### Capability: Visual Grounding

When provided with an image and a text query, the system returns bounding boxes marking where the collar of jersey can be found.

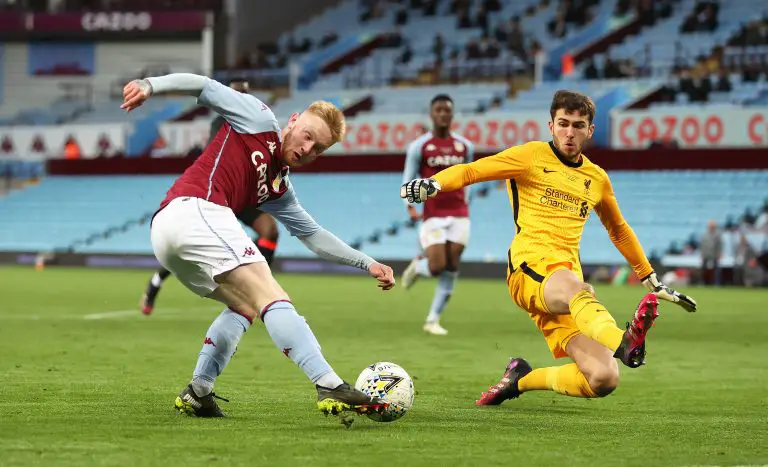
[548,141,583,168]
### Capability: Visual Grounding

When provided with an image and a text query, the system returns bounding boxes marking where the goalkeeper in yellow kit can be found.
[400,90,697,403]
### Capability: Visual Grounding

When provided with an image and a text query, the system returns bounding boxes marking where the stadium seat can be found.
[3,171,765,264]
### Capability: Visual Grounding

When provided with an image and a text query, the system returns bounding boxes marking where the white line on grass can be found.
[82,307,213,320]
[83,309,142,320]
[0,307,216,321]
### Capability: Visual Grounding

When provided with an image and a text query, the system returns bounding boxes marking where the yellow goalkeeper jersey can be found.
[432,140,653,279]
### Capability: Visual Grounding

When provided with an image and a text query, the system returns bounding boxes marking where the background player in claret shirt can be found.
[401,90,697,404]
[400,94,474,336]
[139,78,280,315]
[121,73,396,422]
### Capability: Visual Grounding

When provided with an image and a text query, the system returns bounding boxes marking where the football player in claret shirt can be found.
[122,73,395,422]
[140,78,280,316]
[401,90,697,404]
[400,94,474,336]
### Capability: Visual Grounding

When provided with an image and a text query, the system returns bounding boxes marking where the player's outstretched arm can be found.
[260,186,395,290]
[400,143,533,204]
[121,73,208,112]
[595,175,697,312]
[121,74,271,135]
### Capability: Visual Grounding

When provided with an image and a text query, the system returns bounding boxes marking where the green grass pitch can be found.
[0,266,766,466]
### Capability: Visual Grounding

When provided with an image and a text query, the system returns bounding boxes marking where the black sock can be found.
[256,238,277,265]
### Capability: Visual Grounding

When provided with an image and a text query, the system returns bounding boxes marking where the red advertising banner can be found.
[159,112,551,155]
[0,13,24,32]
[0,11,208,37]
[33,11,208,32]
[611,107,768,149]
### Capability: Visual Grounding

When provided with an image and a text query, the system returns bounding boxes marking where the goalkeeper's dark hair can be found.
[550,90,596,123]
[430,94,453,106]
[227,77,249,85]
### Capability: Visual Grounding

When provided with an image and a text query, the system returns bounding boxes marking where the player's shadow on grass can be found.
[495,405,591,415]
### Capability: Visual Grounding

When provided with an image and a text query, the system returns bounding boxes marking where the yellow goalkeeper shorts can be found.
[506,258,581,359]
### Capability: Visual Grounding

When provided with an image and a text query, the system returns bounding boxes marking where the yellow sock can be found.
[568,290,624,352]
[518,364,598,398]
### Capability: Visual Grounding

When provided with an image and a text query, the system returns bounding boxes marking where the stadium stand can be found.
[0,176,174,252]
[2,171,765,271]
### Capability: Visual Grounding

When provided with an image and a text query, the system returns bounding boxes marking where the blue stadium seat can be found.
[3,170,765,263]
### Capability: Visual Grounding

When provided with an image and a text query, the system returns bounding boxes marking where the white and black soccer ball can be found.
[355,362,414,422]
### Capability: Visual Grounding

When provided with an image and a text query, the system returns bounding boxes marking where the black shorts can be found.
[237,205,265,227]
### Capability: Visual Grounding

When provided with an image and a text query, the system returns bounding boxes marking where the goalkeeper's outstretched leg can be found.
[476,292,659,405]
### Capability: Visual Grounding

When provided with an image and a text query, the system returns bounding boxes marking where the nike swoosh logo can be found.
[543,168,556,173]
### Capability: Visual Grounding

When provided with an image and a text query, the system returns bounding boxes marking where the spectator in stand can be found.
[395,7,408,25]
[742,20,768,46]
[457,6,472,28]
[618,58,638,78]
[319,31,339,48]
[432,34,445,66]
[450,0,469,14]
[474,4,489,34]
[614,0,631,17]
[713,67,732,92]
[583,58,599,80]
[734,233,757,287]
[526,38,543,69]
[688,70,712,102]
[399,44,413,64]
[360,0,386,22]
[742,55,764,82]
[466,38,480,59]
[636,0,656,27]
[681,0,719,33]
[506,17,526,60]
[485,35,501,59]
[548,9,568,38]
[249,50,271,69]
[657,0,674,19]
[483,0,500,12]
[603,57,622,78]
[700,219,722,285]
[423,0,437,15]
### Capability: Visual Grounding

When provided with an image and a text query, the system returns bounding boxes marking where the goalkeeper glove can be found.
[642,272,697,312]
[400,178,441,204]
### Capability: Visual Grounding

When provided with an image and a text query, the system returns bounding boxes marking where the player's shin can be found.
[568,291,624,352]
[191,308,251,397]
[426,271,458,323]
[261,300,344,389]
[518,364,598,398]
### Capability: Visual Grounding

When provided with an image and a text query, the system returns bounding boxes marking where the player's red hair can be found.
[306,101,346,144]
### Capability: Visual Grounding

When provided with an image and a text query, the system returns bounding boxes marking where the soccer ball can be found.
[355,362,414,422]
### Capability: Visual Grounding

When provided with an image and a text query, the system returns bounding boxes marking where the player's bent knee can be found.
[427,258,446,276]
[214,262,290,315]
[265,225,279,241]
[586,364,620,397]
[429,265,445,276]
